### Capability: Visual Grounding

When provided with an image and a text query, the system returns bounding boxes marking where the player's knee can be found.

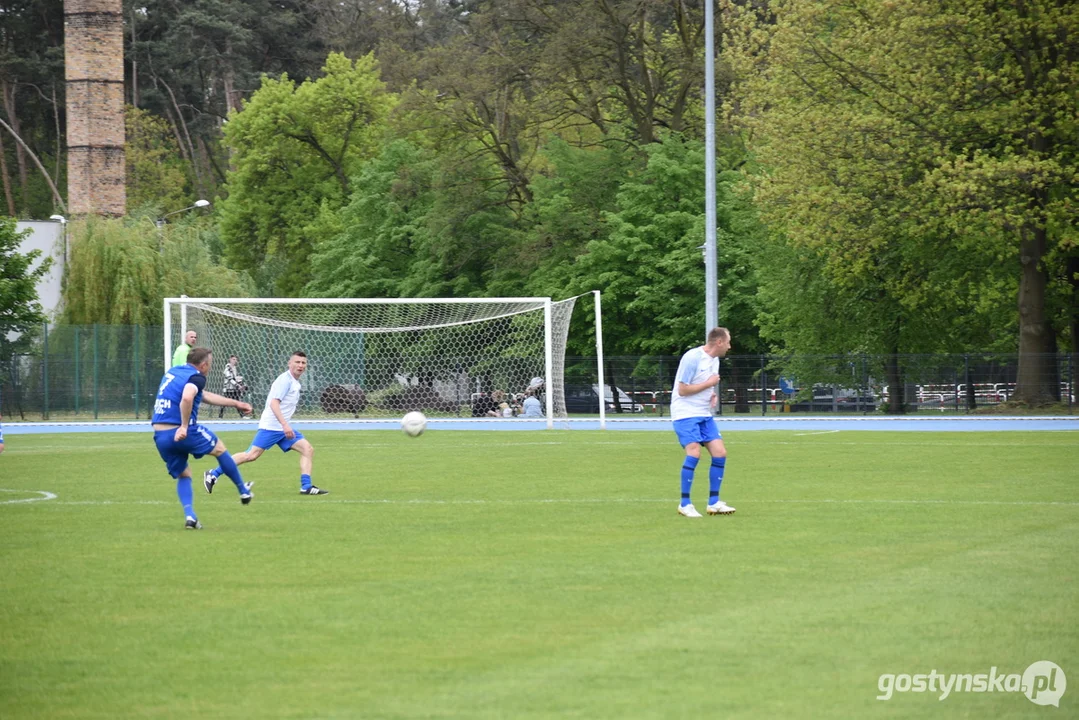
[685,444,701,458]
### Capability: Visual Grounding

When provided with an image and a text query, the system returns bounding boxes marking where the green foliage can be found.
[130,0,328,200]
[61,216,253,326]
[528,135,764,357]
[726,0,1077,367]
[511,139,631,299]
[219,52,396,295]
[307,131,764,358]
[0,216,50,370]
[125,106,189,213]
[306,138,517,299]
[0,0,65,218]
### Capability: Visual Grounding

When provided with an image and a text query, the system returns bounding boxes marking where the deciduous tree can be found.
[218,52,395,295]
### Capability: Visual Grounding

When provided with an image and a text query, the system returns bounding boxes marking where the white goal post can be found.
[163,295,604,427]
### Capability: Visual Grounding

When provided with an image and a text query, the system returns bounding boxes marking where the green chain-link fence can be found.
[1,325,1075,419]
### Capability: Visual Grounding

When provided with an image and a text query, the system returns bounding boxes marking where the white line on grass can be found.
[6,438,1078,454]
[792,430,841,436]
[736,439,1079,447]
[758,498,1079,507]
[0,489,57,504]
[16,497,1079,508]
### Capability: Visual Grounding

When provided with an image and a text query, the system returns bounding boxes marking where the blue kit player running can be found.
[204,350,328,496]
[153,347,254,529]
[671,327,735,518]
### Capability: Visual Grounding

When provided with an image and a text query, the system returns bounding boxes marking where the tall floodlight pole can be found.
[704,0,719,336]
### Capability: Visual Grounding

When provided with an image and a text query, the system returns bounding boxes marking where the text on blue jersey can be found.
[153,365,208,425]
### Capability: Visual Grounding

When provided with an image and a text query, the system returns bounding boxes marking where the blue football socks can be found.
[680,456,699,506]
[177,476,195,519]
[216,451,246,493]
[709,456,726,505]
[300,473,312,491]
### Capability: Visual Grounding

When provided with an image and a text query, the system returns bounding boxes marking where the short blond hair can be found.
[707,327,729,344]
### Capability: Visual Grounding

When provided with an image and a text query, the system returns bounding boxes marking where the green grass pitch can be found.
[1,429,1077,718]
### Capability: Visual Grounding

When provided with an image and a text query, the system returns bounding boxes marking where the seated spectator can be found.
[521,389,543,418]
[492,390,513,417]
[471,392,498,418]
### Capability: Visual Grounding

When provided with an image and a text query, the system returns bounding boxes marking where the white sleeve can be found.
[268,374,291,401]
[675,351,697,385]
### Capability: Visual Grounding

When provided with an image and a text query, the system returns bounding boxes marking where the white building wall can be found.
[14,221,65,323]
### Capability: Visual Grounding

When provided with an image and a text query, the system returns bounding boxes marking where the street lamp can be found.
[156,199,211,228]
[49,214,68,264]
[156,200,211,252]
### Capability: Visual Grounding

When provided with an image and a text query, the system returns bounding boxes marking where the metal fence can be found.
[1,325,1075,419]
[2,325,165,420]
[566,353,1075,416]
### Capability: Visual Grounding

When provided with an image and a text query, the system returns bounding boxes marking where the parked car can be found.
[788,386,878,412]
[564,384,644,414]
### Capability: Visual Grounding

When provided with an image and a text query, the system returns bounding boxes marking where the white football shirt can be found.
[260,370,302,430]
[669,346,718,421]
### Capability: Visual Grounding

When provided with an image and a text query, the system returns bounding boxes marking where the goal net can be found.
[164,296,588,425]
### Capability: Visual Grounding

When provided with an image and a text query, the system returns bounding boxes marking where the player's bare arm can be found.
[271,398,294,439]
[678,373,721,397]
[175,384,198,441]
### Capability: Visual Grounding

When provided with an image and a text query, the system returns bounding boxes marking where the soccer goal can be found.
[163,295,603,427]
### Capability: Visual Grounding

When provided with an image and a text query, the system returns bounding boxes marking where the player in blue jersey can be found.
[204,350,328,496]
[153,347,254,529]
[671,327,735,518]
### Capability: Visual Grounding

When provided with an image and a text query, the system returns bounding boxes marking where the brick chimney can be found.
[64,0,125,216]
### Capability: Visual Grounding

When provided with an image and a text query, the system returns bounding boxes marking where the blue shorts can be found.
[0,423,4,444]
[250,428,305,453]
[154,425,219,478]
[673,417,721,447]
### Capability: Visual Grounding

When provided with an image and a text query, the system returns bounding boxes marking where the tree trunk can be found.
[0,128,15,215]
[158,76,204,197]
[1010,1,1061,405]
[1068,255,1079,358]
[885,354,905,414]
[0,116,67,213]
[1046,330,1061,401]
[1014,224,1056,404]
[964,356,977,411]
[882,314,904,415]
[130,6,138,107]
[51,84,61,184]
[731,356,750,413]
[606,359,622,413]
[222,41,242,114]
[2,81,28,210]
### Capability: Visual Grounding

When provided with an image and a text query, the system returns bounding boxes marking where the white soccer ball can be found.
[401,411,427,437]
